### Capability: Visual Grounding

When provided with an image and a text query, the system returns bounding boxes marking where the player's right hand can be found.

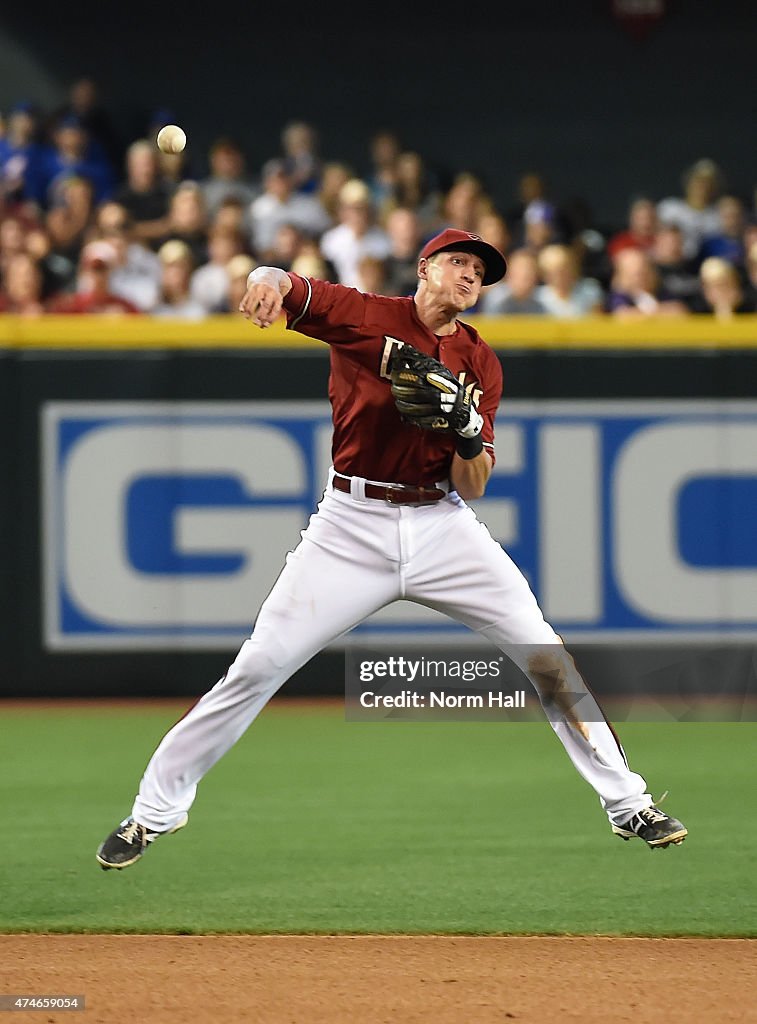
[238,283,284,328]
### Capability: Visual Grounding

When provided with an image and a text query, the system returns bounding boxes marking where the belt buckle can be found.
[384,484,440,506]
[384,484,410,505]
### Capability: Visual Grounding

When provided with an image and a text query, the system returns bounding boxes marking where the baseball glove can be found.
[389,345,480,434]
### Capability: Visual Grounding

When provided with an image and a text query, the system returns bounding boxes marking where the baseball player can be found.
[96,227,687,870]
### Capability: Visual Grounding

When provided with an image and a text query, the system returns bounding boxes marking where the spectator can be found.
[50,239,139,314]
[267,223,306,271]
[50,77,121,170]
[157,145,191,189]
[475,211,512,259]
[115,139,173,249]
[211,195,247,238]
[0,215,28,276]
[355,254,388,295]
[367,129,401,212]
[25,225,75,296]
[95,201,162,312]
[317,161,353,222]
[94,198,132,237]
[383,206,423,296]
[0,101,50,209]
[161,181,209,266]
[200,137,256,220]
[697,195,747,268]
[440,172,492,233]
[0,252,47,315]
[470,211,513,313]
[743,221,757,262]
[390,150,441,233]
[223,253,256,313]
[153,239,205,319]
[560,194,600,246]
[521,199,559,259]
[39,114,114,208]
[480,248,546,315]
[281,120,320,194]
[657,158,723,259]
[190,227,244,312]
[651,224,701,309]
[45,175,96,266]
[607,197,658,260]
[248,158,331,259]
[691,257,756,318]
[289,240,334,280]
[506,170,548,240]
[606,248,688,318]
[508,170,574,247]
[537,244,604,317]
[572,218,613,292]
[319,178,391,288]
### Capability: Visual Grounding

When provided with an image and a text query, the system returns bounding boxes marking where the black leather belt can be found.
[332,475,445,505]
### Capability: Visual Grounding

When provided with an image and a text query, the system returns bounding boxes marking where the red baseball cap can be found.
[419,228,507,286]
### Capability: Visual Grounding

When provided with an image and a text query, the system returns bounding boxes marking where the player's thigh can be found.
[248,521,401,671]
[408,512,557,644]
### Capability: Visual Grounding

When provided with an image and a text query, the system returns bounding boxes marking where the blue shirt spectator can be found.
[30,115,114,208]
[0,102,52,207]
[697,196,746,268]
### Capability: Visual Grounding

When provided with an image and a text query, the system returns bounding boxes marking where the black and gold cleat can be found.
[96,815,188,870]
[612,805,687,849]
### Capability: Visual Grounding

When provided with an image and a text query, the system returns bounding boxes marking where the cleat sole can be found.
[96,850,143,869]
[612,825,688,849]
[647,828,688,847]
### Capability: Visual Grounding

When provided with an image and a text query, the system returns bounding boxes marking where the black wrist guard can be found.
[455,433,484,460]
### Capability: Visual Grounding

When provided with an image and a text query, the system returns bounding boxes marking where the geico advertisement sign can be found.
[41,401,757,650]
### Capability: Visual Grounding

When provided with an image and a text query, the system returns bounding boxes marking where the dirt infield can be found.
[3,935,756,1023]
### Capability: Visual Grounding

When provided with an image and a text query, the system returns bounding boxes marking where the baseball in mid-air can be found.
[156,124,186,154]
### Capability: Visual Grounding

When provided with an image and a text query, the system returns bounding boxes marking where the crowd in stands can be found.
[1,79,756,320]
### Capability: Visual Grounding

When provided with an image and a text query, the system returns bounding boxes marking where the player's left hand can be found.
[389,345,483,437]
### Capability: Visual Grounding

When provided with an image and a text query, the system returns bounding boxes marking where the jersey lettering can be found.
[457,372,483,408]
[467,382,484,407]
[380,336,407,380]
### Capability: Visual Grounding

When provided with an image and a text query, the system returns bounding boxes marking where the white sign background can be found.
[41,400,757,650]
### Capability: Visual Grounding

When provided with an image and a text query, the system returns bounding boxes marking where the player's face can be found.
[425,251,485,310]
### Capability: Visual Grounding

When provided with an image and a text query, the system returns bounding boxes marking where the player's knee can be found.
[227,636,292,690]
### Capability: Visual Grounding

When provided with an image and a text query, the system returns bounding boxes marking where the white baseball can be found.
[156,124,187,154]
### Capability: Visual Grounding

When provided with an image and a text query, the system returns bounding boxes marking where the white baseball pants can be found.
[133,470,652,832]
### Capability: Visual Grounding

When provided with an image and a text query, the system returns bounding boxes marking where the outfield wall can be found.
[2,315,757,698]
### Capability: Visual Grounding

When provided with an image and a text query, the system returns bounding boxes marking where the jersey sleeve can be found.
[282,273,368,344]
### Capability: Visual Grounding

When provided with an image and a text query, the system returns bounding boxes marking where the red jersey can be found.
[283,273,503,485]
[51,292,139,315]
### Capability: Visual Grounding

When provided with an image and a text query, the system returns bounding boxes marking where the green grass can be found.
[1,702,754,935]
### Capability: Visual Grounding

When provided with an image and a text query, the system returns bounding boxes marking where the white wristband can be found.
[246,266,289,289]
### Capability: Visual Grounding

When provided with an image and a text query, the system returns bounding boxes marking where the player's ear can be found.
[417,257,429,281]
